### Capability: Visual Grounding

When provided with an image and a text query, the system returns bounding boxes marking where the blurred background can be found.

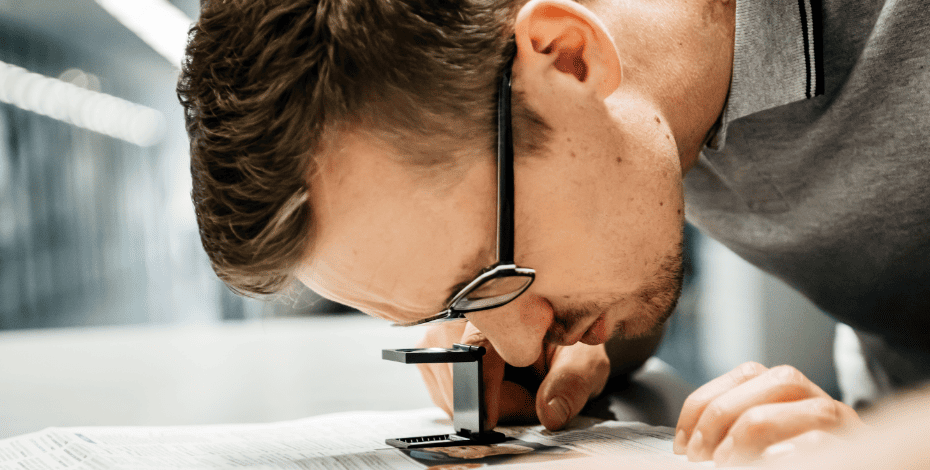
[0,0,838,440]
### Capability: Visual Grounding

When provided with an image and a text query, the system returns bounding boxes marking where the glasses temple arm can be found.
[497,61,516,264]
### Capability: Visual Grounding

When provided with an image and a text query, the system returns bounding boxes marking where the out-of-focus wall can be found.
[0,17,225,329]
[0,2,351,330]
[680,233,839,397]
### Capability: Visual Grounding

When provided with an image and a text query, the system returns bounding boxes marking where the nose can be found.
[464,294,553,367]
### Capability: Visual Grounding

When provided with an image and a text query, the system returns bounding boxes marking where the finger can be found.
[416,362,451,416]
[536,343,610,430]
[416,323,469,416]
[674,361,768,454]
[687,365,832,462]
[490,345,549,427]
[498,380,538,425]
[439,362,455,415]
[712,398,854,466]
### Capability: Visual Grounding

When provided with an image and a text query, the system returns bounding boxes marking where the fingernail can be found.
[686,430,704,462]
[673,429,687,454]
[547,397,570,426]
[713,436,734,466]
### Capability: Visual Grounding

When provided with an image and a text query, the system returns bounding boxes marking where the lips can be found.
[580,314,609,345]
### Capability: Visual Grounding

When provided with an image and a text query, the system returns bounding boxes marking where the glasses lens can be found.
[453,275,533,311]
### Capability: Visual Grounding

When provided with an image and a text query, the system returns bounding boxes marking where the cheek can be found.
[516,142,683,293]
[516,182,630,292]
[620,156,685,262]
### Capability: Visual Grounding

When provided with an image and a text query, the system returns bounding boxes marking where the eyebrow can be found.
[443,245,496,306]
[444,278,473,305]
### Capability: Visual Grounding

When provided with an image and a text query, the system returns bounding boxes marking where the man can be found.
[178,0,928,465]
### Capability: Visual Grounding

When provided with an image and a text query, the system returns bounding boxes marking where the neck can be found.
[594,0,736,173]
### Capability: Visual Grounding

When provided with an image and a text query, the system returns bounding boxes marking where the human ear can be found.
[514,0,621,99]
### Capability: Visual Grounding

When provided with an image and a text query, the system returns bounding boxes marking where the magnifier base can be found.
[386,430,508,449]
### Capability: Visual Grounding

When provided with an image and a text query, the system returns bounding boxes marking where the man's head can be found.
[180,0,734,365]
[179,0,539,295]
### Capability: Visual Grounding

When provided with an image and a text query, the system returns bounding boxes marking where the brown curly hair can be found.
[178,0,550,297]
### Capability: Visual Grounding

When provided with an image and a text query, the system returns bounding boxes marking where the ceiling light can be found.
[0,60,166,147]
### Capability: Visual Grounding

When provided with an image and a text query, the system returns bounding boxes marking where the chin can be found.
[614,247,683,340]
[614,314,666,340]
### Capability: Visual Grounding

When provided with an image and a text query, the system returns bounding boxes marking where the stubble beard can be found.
[613,246,684,340]
[544,241,684,344]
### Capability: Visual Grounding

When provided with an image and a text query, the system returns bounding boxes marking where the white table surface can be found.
[0,316,431,439]
[0,315,695,440]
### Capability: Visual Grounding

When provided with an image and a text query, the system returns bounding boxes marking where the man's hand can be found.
[673,362,865,466]
[416,322,610,430]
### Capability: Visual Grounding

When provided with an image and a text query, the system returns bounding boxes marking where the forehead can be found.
[296,132,497,323]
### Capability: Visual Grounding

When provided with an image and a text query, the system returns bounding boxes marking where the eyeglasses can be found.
[393,60,536,327]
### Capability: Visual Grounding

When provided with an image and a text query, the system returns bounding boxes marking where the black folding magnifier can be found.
[382,345,508,448]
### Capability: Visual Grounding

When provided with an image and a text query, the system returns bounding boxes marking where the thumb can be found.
[536,344,610,430]
[536,368,591,430]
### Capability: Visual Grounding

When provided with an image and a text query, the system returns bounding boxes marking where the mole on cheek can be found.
[616,156,622,164]
[654,116,661,124]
